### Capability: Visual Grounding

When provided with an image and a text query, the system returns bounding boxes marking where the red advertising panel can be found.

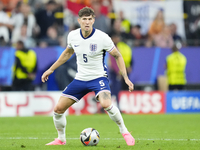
[0,92,60,117]
[119,91,165,114]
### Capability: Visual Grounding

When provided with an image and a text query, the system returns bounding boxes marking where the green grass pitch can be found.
[0,114,200,150]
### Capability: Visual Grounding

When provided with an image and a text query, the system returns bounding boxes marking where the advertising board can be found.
[118,91,165,114]
[166,92,200,113]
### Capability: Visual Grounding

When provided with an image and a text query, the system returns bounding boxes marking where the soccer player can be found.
[41,6,135,146]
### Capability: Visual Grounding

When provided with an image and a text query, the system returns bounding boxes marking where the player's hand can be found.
[41,69,54,83]
[124,78,134,92]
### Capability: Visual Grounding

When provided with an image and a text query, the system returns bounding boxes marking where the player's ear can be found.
[77,18,80,24]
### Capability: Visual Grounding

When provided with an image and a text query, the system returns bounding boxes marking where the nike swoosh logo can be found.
[101,87,106,90]
[74,45,79,47]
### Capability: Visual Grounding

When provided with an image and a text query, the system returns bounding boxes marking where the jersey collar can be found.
[80,28,96,39]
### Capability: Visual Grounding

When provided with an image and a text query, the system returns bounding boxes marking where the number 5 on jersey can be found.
[83,54,88,63]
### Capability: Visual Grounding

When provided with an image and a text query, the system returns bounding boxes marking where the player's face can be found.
[78,15,95,32]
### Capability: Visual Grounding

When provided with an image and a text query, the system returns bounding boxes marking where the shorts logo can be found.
[89,44,97,55]
[100,87,106,90]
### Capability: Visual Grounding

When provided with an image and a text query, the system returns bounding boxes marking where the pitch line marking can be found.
[0,137,199,141]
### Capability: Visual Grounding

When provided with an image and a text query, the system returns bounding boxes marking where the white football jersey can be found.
[67,28,115,81]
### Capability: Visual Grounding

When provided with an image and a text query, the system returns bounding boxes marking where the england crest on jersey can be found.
[90,44,97,55]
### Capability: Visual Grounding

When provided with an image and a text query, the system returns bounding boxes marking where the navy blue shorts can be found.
[62,77,111,102]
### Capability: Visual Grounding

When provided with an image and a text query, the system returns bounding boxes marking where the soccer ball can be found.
[80,128,100,146]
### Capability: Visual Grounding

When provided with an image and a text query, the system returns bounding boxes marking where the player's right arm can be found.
[41,47,74,83]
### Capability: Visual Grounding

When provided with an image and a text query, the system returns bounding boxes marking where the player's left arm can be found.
[109,47,134,92]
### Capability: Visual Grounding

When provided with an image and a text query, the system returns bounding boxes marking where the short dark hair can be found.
[17,40,24,46]
[47,0,56,5]
[78,6,95,18]
[172,41,182,52]
[110,31,121,39]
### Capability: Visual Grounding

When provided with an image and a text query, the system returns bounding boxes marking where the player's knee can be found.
[54,105,65,114]
[102,103,111,109]
[100,100,112,109]
[54,97,75,114]
[98,92,112,108]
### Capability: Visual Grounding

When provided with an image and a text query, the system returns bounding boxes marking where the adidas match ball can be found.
[80,128,100,146]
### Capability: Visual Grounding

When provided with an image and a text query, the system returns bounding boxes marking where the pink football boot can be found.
[46,138,66,145]
[122,133,135,146]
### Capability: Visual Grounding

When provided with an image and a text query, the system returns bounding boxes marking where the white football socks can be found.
[53,112,66,142]
[104,104,128,134]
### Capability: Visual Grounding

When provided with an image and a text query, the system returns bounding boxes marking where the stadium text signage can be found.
[118,91,165,114]
[166,92,200,113]
[1,91,200,116]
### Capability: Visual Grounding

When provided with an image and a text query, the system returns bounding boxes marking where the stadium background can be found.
[0,0,200,117]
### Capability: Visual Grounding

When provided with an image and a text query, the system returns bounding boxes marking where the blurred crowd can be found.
[0,0,200,49]
[0,0,64,48]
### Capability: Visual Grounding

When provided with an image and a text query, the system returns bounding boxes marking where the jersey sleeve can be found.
[103,34,115,53]
[67,32,73,49]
